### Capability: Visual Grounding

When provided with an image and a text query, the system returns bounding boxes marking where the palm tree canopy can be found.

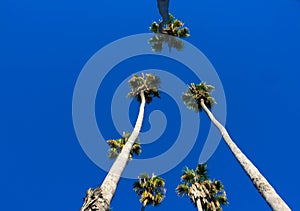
[133,173,166,207]
[128,73,161,104]
[182,82,216,112]
[150,13,190,38]
[107,132,141,160]
[176,163,228,211]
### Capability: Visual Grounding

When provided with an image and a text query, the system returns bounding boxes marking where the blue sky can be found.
[1,0,300,210]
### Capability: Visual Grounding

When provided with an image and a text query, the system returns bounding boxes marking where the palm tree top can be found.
[107,132,141,160]
[182,82,216,112]
[150,13,190,38]
[176,163,228,211]
[128,73,161,104]
[179,163,209,188]
[133,173,166,207]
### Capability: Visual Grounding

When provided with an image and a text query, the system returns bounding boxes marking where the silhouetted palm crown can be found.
[128,73,160,104]
[176,164,228,211]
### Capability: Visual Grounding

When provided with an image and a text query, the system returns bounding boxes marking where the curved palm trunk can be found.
[200,99,291,211]
[196,199,203,211]
[80,92,146,211]
[141,205,146,211]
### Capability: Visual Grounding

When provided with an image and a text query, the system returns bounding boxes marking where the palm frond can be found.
[176,163,228,210]
[176,184,189,196]
[133,173,166,209]
[128,73,161,104]
[106,132,141,160]
[183,82,216,112]
[149,13,190,38]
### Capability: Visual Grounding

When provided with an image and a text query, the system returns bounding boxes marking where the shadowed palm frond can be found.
[176,184,189,196]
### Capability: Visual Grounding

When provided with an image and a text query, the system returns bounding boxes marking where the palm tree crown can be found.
[128,73,160,104]
[133,173,166,210]
[182,82,216,112]
[150,14,190,38]
[107,132,141,160]
[176,164,228,211]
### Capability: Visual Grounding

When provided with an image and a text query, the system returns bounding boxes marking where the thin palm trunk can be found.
[200,99,291,211]
[141,199,148,211]
[196,198,203,211]
[80,92,146,211]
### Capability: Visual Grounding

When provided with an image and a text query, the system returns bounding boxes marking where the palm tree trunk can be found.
[141,204,146,211]
[200,99,291,211]
[196,199,203,211]
[80,92,146,211]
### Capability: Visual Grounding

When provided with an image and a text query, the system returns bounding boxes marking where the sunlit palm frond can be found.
[183,82,216,112]
[176,163,228,211]
[128,73,161,104]
[133,173,166,209]
[106,132,141,160]
[181,167,196,184]
[150,13,190,38]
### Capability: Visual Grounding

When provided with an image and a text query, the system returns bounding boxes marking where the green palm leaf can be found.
[133,173,166,209]
[106,132,141,160]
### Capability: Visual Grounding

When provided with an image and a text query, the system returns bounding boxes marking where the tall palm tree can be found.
[107,132,141,160]
[80,73,160,211]
[176,163,228,211]
[133,173,166,211]
[182,82,291,211]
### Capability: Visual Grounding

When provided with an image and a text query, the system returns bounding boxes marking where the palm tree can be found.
[176,163,228,211]
[80,73,161,211]
[150,14,190,38]
[133,173,166,211]
[107,132,141,160]
[182,82,291,211]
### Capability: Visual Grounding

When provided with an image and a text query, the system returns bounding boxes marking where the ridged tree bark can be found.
[200,99,291,211]
[80,92,146,211]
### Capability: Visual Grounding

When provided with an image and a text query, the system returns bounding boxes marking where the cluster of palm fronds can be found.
[182,82,216,112]
[176,164,228,211]
[133,173,166,209]
[107,132,141,160]
[128,73,160,104]
[150,14,190,38]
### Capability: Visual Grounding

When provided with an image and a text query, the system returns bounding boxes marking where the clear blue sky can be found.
[1,0,299,210]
